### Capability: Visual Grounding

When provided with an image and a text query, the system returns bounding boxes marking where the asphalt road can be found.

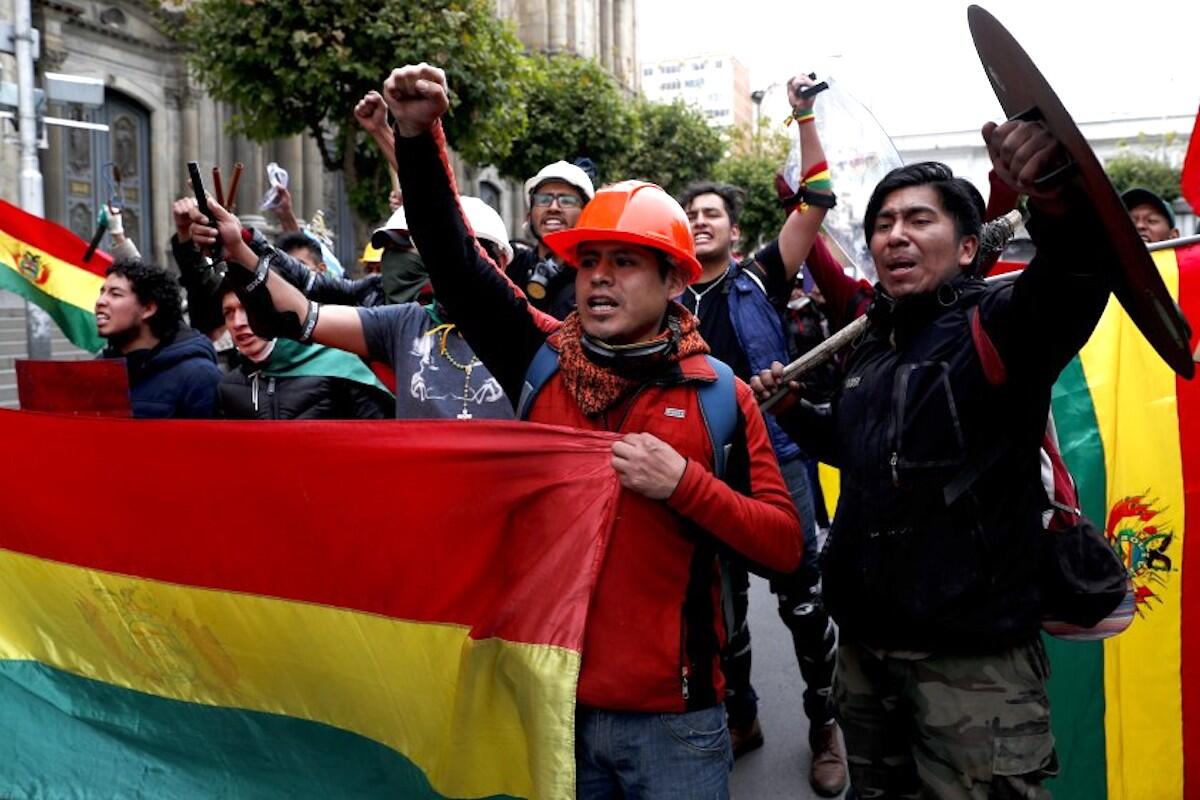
[729,575,846,800]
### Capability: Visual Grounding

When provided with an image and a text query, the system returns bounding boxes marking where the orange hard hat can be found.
[543,181,702,284]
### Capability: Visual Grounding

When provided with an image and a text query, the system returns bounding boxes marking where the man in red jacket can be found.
[382,65,800,799]
[196,62,802,799]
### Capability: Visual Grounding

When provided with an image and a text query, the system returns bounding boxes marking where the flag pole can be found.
[1148,234,1200,253]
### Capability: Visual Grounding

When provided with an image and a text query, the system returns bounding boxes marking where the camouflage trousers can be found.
[834,638,1058,800]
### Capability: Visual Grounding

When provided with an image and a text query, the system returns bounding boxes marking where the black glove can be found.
[246,228,386,307]
[172,235,226,336]
[308,272,385,307]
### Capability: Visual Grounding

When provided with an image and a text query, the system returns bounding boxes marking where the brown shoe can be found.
[808,721,848,797]
[728,716,764,759]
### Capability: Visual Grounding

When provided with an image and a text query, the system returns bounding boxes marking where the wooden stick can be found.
[211,166,225,208]
[759,315,870,411]
[226,162,245,213]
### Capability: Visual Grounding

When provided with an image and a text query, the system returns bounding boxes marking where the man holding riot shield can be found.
[754,123,1114,797]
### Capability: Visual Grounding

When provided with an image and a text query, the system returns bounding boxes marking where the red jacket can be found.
[396,124,802,712]
[528,345,801,711]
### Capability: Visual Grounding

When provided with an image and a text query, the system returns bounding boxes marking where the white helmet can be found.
[370,207,409,248]
[460,196,513,266]
[523,161,595,204]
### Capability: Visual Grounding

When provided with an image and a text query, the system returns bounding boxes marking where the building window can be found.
[660,64,681,74]
[478,180,502,213]
[660,80,681,91]
[715,59,723,68]
[692,61,706,70]
[643,67,653,76]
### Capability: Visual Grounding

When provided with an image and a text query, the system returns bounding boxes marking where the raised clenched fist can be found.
[382,63,450,138]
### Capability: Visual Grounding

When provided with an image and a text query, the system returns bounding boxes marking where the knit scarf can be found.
[552,301,709,416]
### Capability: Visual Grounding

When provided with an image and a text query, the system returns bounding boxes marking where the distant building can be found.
[496,0,638,91]
[894,114,1196,236]
[641,54,752,133]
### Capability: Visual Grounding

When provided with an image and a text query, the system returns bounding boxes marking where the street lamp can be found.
[750,82,780,153]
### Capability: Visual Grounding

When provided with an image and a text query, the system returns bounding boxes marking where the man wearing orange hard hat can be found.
[371,63,803,797]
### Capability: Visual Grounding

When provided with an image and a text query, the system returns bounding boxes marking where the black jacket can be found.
[103,327,222,419]
[776,207,1115,652]
[217,364,391,420]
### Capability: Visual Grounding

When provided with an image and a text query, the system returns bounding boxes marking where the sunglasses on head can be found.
[532,192,582,209]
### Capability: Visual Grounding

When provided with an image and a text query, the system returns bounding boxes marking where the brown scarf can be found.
[552,301,709,416]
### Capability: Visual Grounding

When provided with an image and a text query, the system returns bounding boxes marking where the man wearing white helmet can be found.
[370,206,431,305]
[186,195,514,421]
[505,160,595,319]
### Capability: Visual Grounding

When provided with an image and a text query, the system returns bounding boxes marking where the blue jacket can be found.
[107,327,221,418]
[725,260,802,464]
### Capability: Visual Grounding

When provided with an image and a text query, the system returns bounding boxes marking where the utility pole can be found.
[13,0,50,358]
[4,1,105,358]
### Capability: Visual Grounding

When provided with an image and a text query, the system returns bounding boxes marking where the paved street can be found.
[730,575,845,800]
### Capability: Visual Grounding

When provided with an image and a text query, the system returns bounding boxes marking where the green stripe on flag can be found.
[0,660,522,800]
[0,267,104,353]
[1046,355,1108,800]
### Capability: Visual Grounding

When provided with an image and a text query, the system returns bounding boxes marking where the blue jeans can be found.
[576,705,733,799]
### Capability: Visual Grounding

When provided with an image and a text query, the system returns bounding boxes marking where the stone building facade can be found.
[0,0,639,269]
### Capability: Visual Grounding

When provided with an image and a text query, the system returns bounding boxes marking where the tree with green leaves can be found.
[493,53,634,185]
[1105,152,1182,202]
[714,126,792,252]
[614,99,724,197]
[183,0,528,221]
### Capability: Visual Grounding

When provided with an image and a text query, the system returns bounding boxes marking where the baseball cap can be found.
[1121,187,1176,228]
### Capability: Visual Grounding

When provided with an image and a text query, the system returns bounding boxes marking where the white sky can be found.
[637,0,1200,136]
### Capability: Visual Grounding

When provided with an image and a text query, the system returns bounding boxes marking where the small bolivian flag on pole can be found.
[1048,242,1200,800]
[0,198,110,352]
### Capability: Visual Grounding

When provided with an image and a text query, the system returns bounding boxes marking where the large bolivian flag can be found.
[0,198,110,352]
[0,415,622,799]
[1047,242,1200,800]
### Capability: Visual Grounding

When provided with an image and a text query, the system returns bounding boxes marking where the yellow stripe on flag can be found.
[818,463,840,522]
[0,229,104,312]
[1079,249,1185,800]
[0,548,578,799]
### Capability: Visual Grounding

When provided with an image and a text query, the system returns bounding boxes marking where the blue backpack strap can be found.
[517,341,560,420]
[695,355,740,644]
[696,355,737,479]
[522,348,736,470]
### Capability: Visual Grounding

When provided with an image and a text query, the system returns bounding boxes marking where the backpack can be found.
[960,307,1133,640]
[1035,421,1135,640]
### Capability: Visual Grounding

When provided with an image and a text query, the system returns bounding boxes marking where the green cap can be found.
[1121,187,1175,228]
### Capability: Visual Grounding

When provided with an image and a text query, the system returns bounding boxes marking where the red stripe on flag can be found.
[0,414,621,649]
[1177,243,1200,793]
[0,199,112,277]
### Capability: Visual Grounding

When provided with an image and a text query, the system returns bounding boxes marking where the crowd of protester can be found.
[78,59,1180,799]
